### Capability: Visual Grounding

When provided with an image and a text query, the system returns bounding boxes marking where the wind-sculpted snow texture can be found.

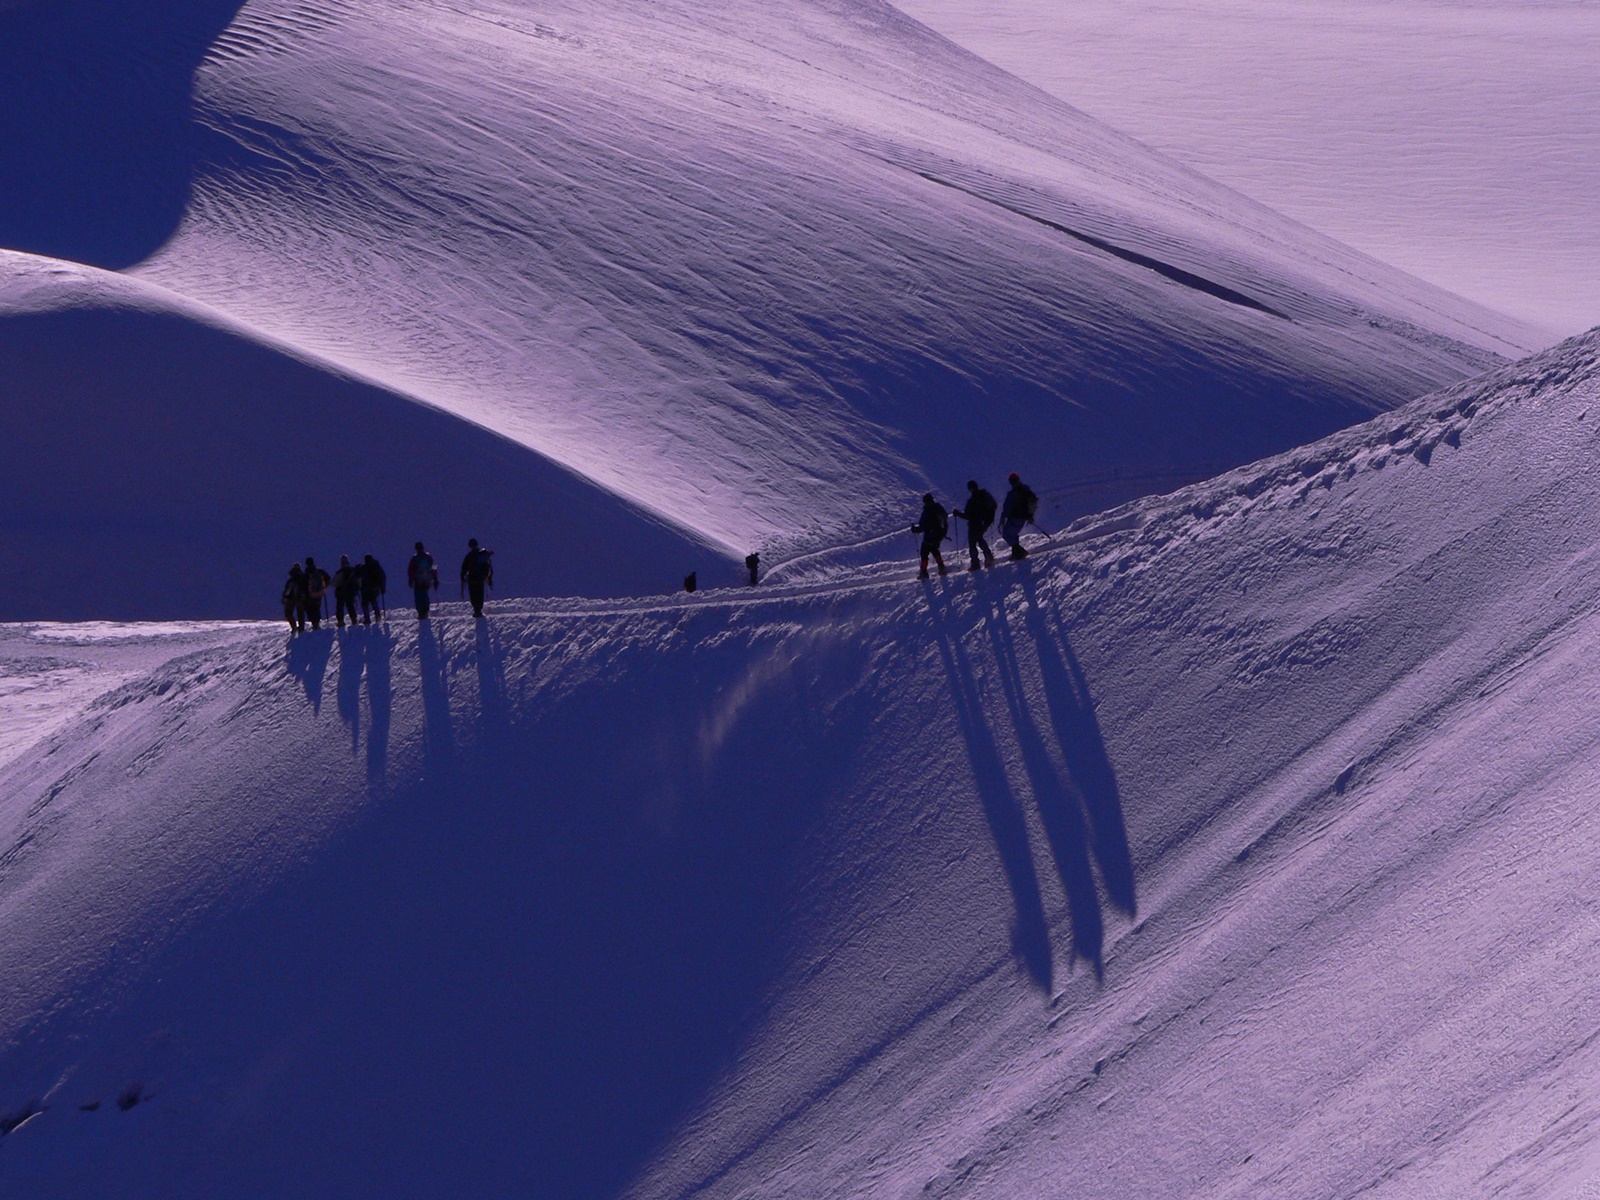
[896,0,1600,337]
[0,0,1545,597]
[3,333,1600,1195]
[0,253,732,619]
[0,621,261,770]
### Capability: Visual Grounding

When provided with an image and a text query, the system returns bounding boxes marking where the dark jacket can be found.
[408,553,437,590]
[460,547,494,585]
[360,558,386,596]
[912,499,949,541]
[303,563,331,599]
[1002,482,1037,524]
[956,488,997,529]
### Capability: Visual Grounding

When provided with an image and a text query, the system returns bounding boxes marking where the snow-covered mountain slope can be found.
[0,621,260,770]
[3,332,1599,1196]
[0,0,1546,578]
[0,252,732,620]
[895,0,1600,338]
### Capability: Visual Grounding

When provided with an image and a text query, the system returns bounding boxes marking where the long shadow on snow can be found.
[335,628,365,751]
[1017,571,1136,915]
[365,625,393,784]
[931,619,1055,992]
[976,584,1107,976]
[929,571,1134,982]
[0,0,248,267]
[474,620,508,734]
[417,619,453,765]
[119,613,872,1199]
[284,630,332,715]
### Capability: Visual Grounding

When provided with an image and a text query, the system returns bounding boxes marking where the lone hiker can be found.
[460,538,494,618]
[407,541,439,619]
[910,492,950,579]
[745,552,760,586]
[303,555,332,629]
[332,555,362,629]
[953,479,998,572]
[282,564,307,634]
[1000,472,1038,561]
[359,553,387,624]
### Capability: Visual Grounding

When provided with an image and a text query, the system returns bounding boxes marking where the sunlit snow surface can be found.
[0,623,262,769]
[3,1,1598,1194]
[0,0,1553,621]
[3,332,1600,1196]
[895,0,1600,337]
[0,251,733,620]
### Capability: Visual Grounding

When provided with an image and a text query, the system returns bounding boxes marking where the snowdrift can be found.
[3,331,1600,1195]
[0,0,1547,584]
[0,253,733,620]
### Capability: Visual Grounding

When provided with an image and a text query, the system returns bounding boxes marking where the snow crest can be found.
[2,332,1599,1195]
[0,0,1549,621]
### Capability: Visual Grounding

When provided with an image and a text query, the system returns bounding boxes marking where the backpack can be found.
[928,503,949,540]
[468,547,494,583]
[1019,485,1038,520]
[413,553,435,588]
[970,489,997,527]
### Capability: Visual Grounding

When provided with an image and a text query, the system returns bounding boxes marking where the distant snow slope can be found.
[3,333,1599,1196]
[0,621,260,769]
[0,252,732,620]
[894,0,1600,338]
[0,0,1547,599]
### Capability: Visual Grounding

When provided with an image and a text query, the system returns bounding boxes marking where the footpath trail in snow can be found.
[0,621,262,771]
[1,331,1599,1196]
[0,0,1550,621]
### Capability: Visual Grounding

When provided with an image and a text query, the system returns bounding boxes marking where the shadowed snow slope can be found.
[2,332,1600,1196]
[0,0,1547,576]
[0,253,732,620]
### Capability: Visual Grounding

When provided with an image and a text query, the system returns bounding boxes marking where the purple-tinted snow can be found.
[3,332,1599,1197]
[0,0,1548,620]
[1,2,1594,1197]
[897,0,1600,338]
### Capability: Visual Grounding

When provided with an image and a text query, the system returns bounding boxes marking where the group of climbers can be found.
[284,477,1037,625]
[282,554,387,633]
[281,538,494,633]
[911,473,1038,579]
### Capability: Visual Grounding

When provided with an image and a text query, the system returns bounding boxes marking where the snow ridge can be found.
[2,331,1600,1196]
[0,0,1551,621]
[0,251,733,620]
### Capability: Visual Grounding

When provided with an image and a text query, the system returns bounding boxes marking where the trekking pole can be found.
[1029,519,1055,542]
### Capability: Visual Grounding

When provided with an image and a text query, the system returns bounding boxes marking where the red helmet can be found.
[1008,471,1020,483]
